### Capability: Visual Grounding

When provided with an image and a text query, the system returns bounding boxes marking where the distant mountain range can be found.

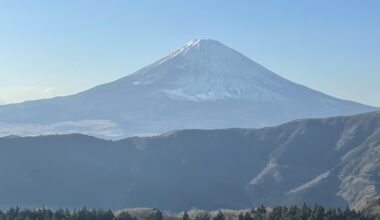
[0,39,376,138]
[0,111,379,210]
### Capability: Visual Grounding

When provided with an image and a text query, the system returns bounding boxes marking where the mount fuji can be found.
[0,39,376,138]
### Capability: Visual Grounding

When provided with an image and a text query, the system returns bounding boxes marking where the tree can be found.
[243,212,253,220]
[195,213,211,220]
[0,205,376,220]
[147,209,163,220]
[312,204,325,220]
[257,205,267,215]
[183,211,190,220]
[213,211,224,220]
[117,211,136,220]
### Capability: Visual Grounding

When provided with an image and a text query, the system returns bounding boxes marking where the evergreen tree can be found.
[312,204,324,220]
[0,205,376,220]
[195,213,211,220]
[183,211,190,220]
[212,211,224,220]
[117,211,136,220]
[243,212,253,220]
[147,209,163,220]
[257,205,267,215]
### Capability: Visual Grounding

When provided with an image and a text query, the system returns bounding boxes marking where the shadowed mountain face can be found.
[0,111,379,210]
[0,39,376,138]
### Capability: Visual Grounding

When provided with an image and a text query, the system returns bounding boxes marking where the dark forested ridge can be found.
[0,205,378,220]
[0,111,379,210]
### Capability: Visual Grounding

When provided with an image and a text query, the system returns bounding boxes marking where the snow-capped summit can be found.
[0,39,377,138]
[122,39,293,102]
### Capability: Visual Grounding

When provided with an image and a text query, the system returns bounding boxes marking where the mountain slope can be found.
[0,111,379,210]
[0,39,376,138]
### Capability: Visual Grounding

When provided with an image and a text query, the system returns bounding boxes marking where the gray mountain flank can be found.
[0,111,379,210]
[0,39,376,138]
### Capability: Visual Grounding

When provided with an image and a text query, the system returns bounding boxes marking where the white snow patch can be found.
[250,159,284,184]
[288,170,331,194]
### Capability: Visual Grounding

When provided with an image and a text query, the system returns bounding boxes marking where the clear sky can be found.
[0,0,379,106]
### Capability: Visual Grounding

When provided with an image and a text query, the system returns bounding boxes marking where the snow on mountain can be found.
[0,39,377,138]
[130,39,288,102]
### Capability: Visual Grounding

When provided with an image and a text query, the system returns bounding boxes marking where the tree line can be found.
[0,204,378,220]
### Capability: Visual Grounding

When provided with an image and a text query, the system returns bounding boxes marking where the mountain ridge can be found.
[0,110,379,210]
[0,39,377,138]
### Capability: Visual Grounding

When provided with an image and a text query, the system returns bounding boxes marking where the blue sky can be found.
[0,0,379,106]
